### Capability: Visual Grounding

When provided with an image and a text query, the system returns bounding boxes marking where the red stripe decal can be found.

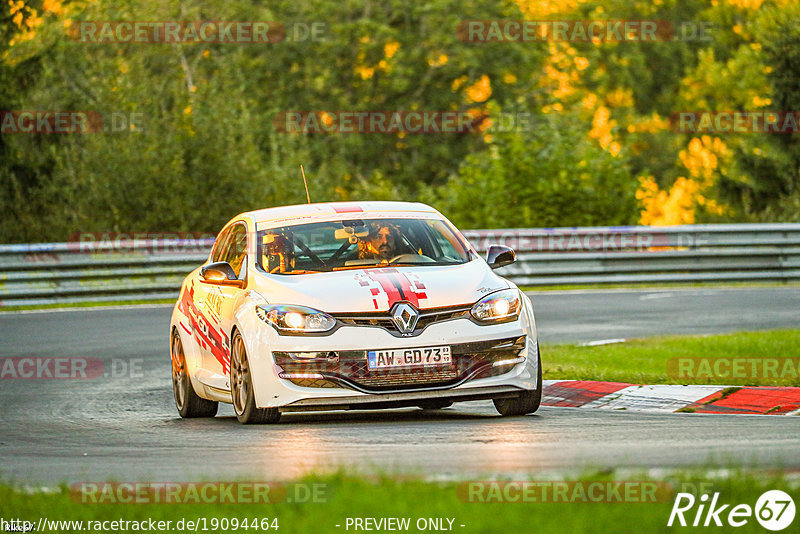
[181,284,231,374]
[365,268,403,307]
[333,204,363,213]
[388,271,419,307]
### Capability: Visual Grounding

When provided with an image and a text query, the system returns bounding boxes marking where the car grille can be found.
[334,303,472,337]
[273,335,526,392]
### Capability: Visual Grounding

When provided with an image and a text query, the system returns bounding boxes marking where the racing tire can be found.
[172,330,219,418]
[493,346,542,417]
[231,330,281,424]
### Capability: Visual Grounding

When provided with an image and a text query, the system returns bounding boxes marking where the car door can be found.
[187,225,234,385]
[203,221,249,384]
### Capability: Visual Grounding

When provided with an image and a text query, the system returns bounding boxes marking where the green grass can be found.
[1,472,796,534]
[542,329,800,386]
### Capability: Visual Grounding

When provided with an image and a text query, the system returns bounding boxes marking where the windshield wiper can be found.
[387,261,464,266]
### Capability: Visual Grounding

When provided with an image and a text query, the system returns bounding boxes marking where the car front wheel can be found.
[493,347,542,417]
[172,330,218,418]
[230,330,281,424]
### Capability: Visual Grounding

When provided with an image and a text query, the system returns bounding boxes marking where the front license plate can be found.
[367,346,452,370]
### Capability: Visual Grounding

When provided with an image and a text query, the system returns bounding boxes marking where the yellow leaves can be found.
[753,96,771,107]
[573,56,589,71]
[679,136,727,184]
[625,113,669,134]
[451,75,467,91]
[589,106,616,149]
[543,64,577,99]
[726,0,764,9]
[184,105,192,115]
[354,40,398,80]
[640,137,730,225]
[606,88,633,108]
[465,75,492,103]
[384,41,400,59]
[7,0,45,46]
[502,72,517,84]
[334,186,349,200]
[356,66,375,80]
[203,50,210,58]
[428,54,448,67]
[581,93,597,110]
[42,0,64,15]
[516,0,587,17]
[637,176,701,225]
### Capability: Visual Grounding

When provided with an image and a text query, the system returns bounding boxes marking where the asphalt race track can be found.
[1,287,798,484]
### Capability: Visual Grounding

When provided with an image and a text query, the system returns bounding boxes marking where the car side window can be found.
[222,223,248,279]
[211,228,231,263]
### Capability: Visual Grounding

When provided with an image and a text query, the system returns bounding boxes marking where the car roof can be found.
[244,201,441,227]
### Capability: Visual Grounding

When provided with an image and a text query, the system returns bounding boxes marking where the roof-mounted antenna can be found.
[300,164,311,204]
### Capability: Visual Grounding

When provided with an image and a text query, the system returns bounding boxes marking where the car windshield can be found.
[256,217,471,274]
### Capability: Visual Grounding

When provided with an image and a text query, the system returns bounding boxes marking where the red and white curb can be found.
[542,380,800,415]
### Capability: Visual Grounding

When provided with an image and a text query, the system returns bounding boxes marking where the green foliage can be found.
[0,0,544,242]
[2,0,800,243]
[429,114,637,229]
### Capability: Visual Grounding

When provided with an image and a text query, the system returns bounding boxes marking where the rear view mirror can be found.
[200,261,245,288]
[334,227,370,241]
[486,245,516,270]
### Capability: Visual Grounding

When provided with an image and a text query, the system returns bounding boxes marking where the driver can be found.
[358,223,404,261]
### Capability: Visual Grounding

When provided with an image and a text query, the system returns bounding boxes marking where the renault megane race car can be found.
[169,201,542,423]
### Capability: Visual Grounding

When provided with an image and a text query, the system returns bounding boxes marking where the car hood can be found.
[251,260,512,313]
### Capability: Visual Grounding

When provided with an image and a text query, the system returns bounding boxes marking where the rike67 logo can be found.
[668,490,795,531]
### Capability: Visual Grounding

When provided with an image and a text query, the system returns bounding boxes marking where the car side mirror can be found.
[486,245,516,270]
[200,261,245,288]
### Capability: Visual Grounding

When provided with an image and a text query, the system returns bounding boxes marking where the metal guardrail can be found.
[1,224,799,307]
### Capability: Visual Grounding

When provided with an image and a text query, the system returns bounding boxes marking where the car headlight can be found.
[471,289,521,323]
[255,304,336,334]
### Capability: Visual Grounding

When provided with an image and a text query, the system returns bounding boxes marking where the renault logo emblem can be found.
[390,302,419,334]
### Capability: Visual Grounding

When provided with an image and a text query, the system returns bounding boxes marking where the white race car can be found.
[169,201,542,423]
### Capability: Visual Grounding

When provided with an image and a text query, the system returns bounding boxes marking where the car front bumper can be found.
[241,305,540,410]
